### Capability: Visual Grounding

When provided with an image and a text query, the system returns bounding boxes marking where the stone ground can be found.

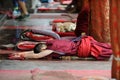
[0,2,114,80]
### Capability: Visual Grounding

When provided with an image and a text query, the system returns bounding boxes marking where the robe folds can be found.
[46,36,112,60]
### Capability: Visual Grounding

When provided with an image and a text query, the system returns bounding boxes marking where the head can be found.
[33,43,47,54]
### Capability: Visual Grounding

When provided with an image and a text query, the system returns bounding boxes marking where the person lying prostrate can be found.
[9,36,113,60]
[9,41,70,59]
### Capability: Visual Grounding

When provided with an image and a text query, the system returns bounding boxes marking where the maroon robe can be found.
[74,7,90,36]
[46,36,112,60]
[46,39,78,56]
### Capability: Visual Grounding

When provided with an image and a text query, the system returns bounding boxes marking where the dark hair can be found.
[33,43,46,54]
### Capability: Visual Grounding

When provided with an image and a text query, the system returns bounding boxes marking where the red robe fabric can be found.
[74,6,90,36]
[46,39,78,55]
[90,0,110,43]
[77,36,112,60]
[46,36,112,60]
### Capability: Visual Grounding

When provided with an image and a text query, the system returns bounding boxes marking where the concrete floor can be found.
[0,3,113,79]
[0,12,112,75]
[0,60,112,70]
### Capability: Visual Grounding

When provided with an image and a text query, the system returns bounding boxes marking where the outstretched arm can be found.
[9,50,54,59]
[24,50,54,59]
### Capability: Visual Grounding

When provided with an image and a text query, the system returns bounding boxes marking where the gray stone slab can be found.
[0,60,112,70]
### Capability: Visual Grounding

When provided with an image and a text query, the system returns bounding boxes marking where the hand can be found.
[8,52,25,60]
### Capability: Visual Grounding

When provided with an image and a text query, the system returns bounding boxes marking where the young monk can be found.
[9,36,112,60]
[9,39,78,59]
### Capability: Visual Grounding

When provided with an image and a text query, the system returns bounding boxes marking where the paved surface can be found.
[0,60,112,70]
[0,12,112,72]
[0,3,112,78]
[0,13,77,44]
